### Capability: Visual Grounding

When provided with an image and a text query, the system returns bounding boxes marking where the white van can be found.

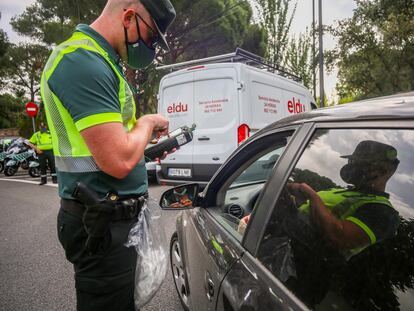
[156,49,315,184]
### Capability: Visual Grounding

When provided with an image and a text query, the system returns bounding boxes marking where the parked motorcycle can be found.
[3,138,40,177]
[0,139,14,173]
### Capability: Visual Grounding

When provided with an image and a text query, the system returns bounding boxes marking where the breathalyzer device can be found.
[144,124,196,161]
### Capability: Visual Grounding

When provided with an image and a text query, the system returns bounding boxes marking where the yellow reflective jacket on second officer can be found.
[29,131,53,151]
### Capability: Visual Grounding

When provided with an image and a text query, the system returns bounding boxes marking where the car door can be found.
[218,120,414,311]
[180,125,303,310]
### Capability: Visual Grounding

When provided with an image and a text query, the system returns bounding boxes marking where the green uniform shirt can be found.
[29,131,53,151]
[45,24,147,199]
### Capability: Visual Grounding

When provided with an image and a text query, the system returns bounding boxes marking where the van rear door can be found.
[192,68,239,181]
[159,73,194,179]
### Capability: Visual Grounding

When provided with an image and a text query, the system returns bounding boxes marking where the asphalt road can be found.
[0,173,184,311]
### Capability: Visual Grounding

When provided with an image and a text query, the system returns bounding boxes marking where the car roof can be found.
[263,91,414,131]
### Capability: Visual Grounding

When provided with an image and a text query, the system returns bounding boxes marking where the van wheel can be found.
[0,162,3,173]
[170,233,190,311]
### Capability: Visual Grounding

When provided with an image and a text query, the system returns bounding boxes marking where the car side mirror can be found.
[160,183,200,210]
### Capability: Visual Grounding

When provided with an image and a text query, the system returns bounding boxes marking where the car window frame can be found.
[245,119,414,257]
[200,124,301,247]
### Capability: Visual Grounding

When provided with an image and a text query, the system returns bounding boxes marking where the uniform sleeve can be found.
[29,133,37,144]
[48,49,122,132]
[346,203,400,244]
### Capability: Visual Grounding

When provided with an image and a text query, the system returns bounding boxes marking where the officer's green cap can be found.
[141,0,176,51]
[341,140,399,162]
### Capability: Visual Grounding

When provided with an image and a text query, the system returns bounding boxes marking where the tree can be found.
[326,0,414,101]
[284,28,317,90]
[3,43,50,101]
[10,0,106,45]
[252,0,297,66]
[0,93,25,129]
[162,0,267,64]
[10,0,268,116]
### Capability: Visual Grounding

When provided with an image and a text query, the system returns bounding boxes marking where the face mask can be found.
[40,127,47,133]
[124,16,156,69]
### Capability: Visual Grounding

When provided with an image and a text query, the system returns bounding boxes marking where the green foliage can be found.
[2,43,50,101]
[163,0,267,63]
[284,28,317,90]
[252,0,296,65]
[0,93,25,129]
[10,0,106,44]
[292,168,339,192]
[9,0,268,116]
[0,28,10,87]
[338,95,355,105]
[326,0,414,101]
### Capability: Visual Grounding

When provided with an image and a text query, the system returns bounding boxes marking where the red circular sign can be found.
[25,102,39,118]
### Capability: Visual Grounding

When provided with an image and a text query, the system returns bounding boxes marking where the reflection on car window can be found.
[258,129,414,310]
[212,133,291,241]
[231,148,283,188]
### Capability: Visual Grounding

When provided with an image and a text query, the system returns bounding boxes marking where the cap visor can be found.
[152,18,170,51]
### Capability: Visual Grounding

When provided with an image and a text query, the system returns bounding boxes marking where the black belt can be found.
[61,194,147,221]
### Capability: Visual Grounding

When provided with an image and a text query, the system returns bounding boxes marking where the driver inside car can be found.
[239,140,401,258]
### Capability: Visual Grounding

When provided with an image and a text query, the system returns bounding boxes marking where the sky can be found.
[0,0,357,102]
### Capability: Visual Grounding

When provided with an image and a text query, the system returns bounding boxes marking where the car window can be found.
[257,128,414,310]
[209,132,292,241]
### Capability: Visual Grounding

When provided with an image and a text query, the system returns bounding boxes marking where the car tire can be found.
[0,162,3,173]
[170,232,190,311]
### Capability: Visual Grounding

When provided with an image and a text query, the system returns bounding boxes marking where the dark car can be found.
[160,92,414,311]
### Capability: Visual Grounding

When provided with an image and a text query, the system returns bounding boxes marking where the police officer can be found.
[40,0,176,310]
[29,122,57,185]
[290,140,400,256]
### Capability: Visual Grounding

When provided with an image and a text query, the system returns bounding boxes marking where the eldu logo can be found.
[167,102,188,114]
[287,97,306,114]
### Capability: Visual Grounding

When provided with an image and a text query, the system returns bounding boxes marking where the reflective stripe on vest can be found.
[299,188,393,255]
[41,31,136,172]
[299,188,392,220]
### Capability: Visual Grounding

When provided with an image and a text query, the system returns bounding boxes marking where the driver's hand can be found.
[237,214,251,235]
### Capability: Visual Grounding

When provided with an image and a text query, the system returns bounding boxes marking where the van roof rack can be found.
[156,48,302,82]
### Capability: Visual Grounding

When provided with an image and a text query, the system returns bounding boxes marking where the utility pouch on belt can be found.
[72,182,118,255]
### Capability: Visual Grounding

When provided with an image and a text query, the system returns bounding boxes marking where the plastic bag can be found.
[125,200,168,309]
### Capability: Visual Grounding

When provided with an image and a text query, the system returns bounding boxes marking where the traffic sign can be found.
[25,102,39,118]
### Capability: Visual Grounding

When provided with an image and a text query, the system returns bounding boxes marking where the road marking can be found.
[0,178,58,187]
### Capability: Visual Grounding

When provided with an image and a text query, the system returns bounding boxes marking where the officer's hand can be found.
[155,148,177,162]
[150,114,169,138]
[37,149,43,154]
[139,114,169,139]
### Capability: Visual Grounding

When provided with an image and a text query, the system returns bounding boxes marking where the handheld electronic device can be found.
[144,124,196,161]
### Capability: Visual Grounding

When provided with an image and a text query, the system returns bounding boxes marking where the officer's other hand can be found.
[37,149,43,154]
[155,148,177,162]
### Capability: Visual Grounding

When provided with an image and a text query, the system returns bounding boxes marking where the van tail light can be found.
[238,124,250,145]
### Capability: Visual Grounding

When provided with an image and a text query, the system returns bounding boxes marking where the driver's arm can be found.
[290,183,370,250]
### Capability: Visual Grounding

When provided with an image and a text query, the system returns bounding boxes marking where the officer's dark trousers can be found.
[39,149,56,178]
[57,207,137,311]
